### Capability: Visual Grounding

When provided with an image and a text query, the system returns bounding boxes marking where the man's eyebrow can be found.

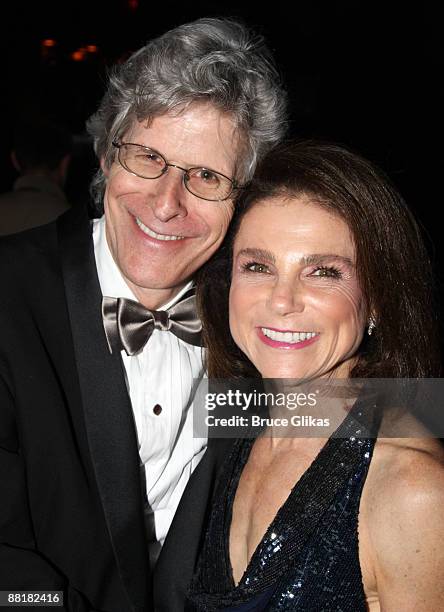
[302,254,354,267]
[235,248,276,263]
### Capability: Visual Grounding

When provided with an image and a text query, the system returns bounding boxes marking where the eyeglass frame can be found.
[111,141,241,202]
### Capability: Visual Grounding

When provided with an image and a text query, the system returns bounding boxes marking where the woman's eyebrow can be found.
[235,249,353,267]
[235,247,276,263]
[302,254,354,267]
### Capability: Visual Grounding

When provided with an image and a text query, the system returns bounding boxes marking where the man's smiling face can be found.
[103,103,239,308]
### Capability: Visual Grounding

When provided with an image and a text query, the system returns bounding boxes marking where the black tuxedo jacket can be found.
[0,207,229,611]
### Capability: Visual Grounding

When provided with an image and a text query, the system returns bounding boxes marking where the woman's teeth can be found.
[261,328,318,343]
[136,217,184,241]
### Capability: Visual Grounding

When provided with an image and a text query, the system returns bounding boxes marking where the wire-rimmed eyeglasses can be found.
[112,141,239,202]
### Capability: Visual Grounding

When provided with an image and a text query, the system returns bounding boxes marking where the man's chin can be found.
[122,269,191,302]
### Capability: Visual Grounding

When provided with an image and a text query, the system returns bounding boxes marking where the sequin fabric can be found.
[187,400,380,611]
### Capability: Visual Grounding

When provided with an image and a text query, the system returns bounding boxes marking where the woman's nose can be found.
[268,278,305,316]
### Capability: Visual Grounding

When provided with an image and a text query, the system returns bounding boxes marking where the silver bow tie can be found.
[102,288,202,355]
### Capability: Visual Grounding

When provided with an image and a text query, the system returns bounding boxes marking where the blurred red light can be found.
[71,50,86,62]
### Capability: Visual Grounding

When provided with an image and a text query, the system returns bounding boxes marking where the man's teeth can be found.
[261,329,318,343]
[136,217,184,241]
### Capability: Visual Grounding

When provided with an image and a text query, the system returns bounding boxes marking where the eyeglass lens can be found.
[117,144,233,201]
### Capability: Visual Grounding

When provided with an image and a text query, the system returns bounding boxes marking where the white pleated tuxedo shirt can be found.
[93,216,207,556]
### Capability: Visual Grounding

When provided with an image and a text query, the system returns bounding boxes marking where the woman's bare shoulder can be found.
[360,436,444,610]
[369,435,444,494]
[364,436,444,528]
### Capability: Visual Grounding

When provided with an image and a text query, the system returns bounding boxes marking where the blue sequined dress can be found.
[187,400,380,611]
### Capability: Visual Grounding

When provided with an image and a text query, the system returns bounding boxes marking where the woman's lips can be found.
[256,326,320,350]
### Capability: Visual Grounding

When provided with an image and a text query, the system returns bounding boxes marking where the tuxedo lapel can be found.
[153,437,234,610]
[58,209,149,611]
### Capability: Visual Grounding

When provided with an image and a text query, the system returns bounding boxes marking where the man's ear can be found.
[59,154,71,180]
[100,156,110,177]
[10,151,21,173]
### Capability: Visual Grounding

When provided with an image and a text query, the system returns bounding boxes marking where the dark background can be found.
[2,1,444,307]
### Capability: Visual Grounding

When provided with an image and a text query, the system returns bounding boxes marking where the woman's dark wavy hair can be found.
[197,140,441,379]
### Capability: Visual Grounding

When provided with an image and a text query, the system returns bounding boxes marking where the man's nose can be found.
[150,167,188,222]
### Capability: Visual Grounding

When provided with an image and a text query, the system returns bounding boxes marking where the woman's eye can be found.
[311,266,342,279]
[242,261,270,274]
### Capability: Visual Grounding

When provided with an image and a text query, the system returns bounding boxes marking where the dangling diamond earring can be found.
[367,316,376,336]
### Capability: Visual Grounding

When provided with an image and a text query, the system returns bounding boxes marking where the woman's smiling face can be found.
[229,196,367,379]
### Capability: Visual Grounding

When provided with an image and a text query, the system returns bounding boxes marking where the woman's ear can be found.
[367,312,377,336]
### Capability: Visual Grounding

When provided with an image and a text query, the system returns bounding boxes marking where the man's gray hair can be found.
[87,17,288,208]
